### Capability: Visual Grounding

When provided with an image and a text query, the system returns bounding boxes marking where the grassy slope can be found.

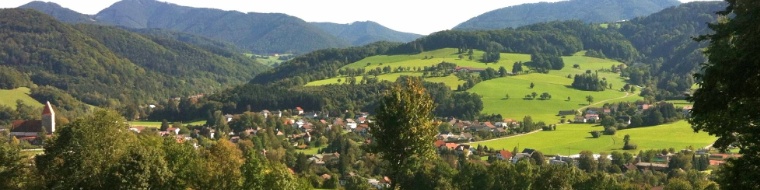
[306,48,642,123]
[0,87,43,108]
[469,52,641,122]
[307,48,530,87]
[470,120,715,155]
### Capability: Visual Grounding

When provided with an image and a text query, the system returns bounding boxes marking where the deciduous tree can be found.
[690,1,760,188]
[369,77,437,189]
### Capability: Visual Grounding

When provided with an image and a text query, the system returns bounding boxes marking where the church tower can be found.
[42,101,55,134]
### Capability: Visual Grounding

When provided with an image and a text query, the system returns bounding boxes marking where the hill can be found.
[18,1,95,24]
[0,9,268,109]
[454,0,680,30]
[304,48,642,122]
[93,0,348,54]
[0,87,43,109]
[616,1,725,99]
[311,21,422,46]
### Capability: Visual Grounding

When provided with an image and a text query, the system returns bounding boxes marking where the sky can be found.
[1,0,709,35]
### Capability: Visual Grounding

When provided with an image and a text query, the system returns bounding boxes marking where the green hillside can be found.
[469,52,642,122]
[0,87,43,109]
[0,9,268,109]
[306,48,641,122]
[94,0,349,54]
[469,121,715,155]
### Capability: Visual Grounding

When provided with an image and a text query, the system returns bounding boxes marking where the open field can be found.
[0,87,43,108]
[469,53,641,122]
[128,120,206,128]
[305,48,643,123]
[296,145,326,155]
[469,120,715,155]
[247,53,291,67]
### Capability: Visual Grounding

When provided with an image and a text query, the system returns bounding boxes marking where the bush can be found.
[603,127,617,135]
[589,131,601,138]
[623,143,638,150]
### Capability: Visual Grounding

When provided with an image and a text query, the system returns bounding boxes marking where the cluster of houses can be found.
[563,102,694,124]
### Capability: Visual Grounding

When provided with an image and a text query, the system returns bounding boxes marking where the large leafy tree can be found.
[369,77,437,189]
[690,0,760,189]
[35,110,138,189]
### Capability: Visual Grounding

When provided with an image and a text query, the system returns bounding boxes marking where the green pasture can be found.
[0,87,43,108]
[248,53,290,67]
[305,48,643,123]
[296,145,326,155]
[128,120,206,128]
[470,120,715,155]
[468,76,637,123]
[468,53,641,122]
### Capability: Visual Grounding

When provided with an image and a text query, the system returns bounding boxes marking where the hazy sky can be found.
[1,0,711,35]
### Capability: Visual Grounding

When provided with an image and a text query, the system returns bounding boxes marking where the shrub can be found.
[589,131,601,138]
[603,127,617,135]
[623,143,638,150]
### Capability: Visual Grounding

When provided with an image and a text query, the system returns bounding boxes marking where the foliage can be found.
[689,0,760,189]
[0,9,268,110]
[573,73,607,91]
[618,2,725,99]
[369,78,437,189]
[35,110,137,189]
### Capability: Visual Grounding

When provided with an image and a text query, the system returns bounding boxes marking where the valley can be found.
[0,0,740,189]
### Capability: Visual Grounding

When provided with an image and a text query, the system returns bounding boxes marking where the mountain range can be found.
[19,0,422,54]
[454,0,681,30]
[0,9,269,109]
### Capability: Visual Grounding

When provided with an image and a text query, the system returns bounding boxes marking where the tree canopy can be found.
[689,0,760,189]
[369,77,437,189]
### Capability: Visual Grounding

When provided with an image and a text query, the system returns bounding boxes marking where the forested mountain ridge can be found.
[311,21,422,46]
[18,1,95,24]
[93,0,348,54]
[454,0,681,30]
[21,0,423,54]
[618,1,725,99]
[0,9,268,108]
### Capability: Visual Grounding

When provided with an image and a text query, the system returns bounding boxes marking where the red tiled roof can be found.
[434,140,446,148]
[444,143,458,150]
[499,150,513,159]
[42,101,54,115]
[11,120,43,133]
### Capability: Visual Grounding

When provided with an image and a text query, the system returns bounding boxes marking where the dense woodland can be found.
[619,2,724,100]
[0,9,268,110]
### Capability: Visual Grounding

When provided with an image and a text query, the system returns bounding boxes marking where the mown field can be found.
[305,48,643,123]
[469,120,715,155]
[469,52,642,122]
[0,87,43,108]
[128,120,206,128]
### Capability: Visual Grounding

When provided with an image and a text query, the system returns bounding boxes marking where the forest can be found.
[0,9,268,111]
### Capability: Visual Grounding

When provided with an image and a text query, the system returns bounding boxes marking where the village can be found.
[4,101,730,189]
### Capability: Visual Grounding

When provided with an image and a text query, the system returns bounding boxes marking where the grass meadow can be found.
[305,48,643,123]
[0,87,43,108]
[469,120,715,155]
[128,120,206,128]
